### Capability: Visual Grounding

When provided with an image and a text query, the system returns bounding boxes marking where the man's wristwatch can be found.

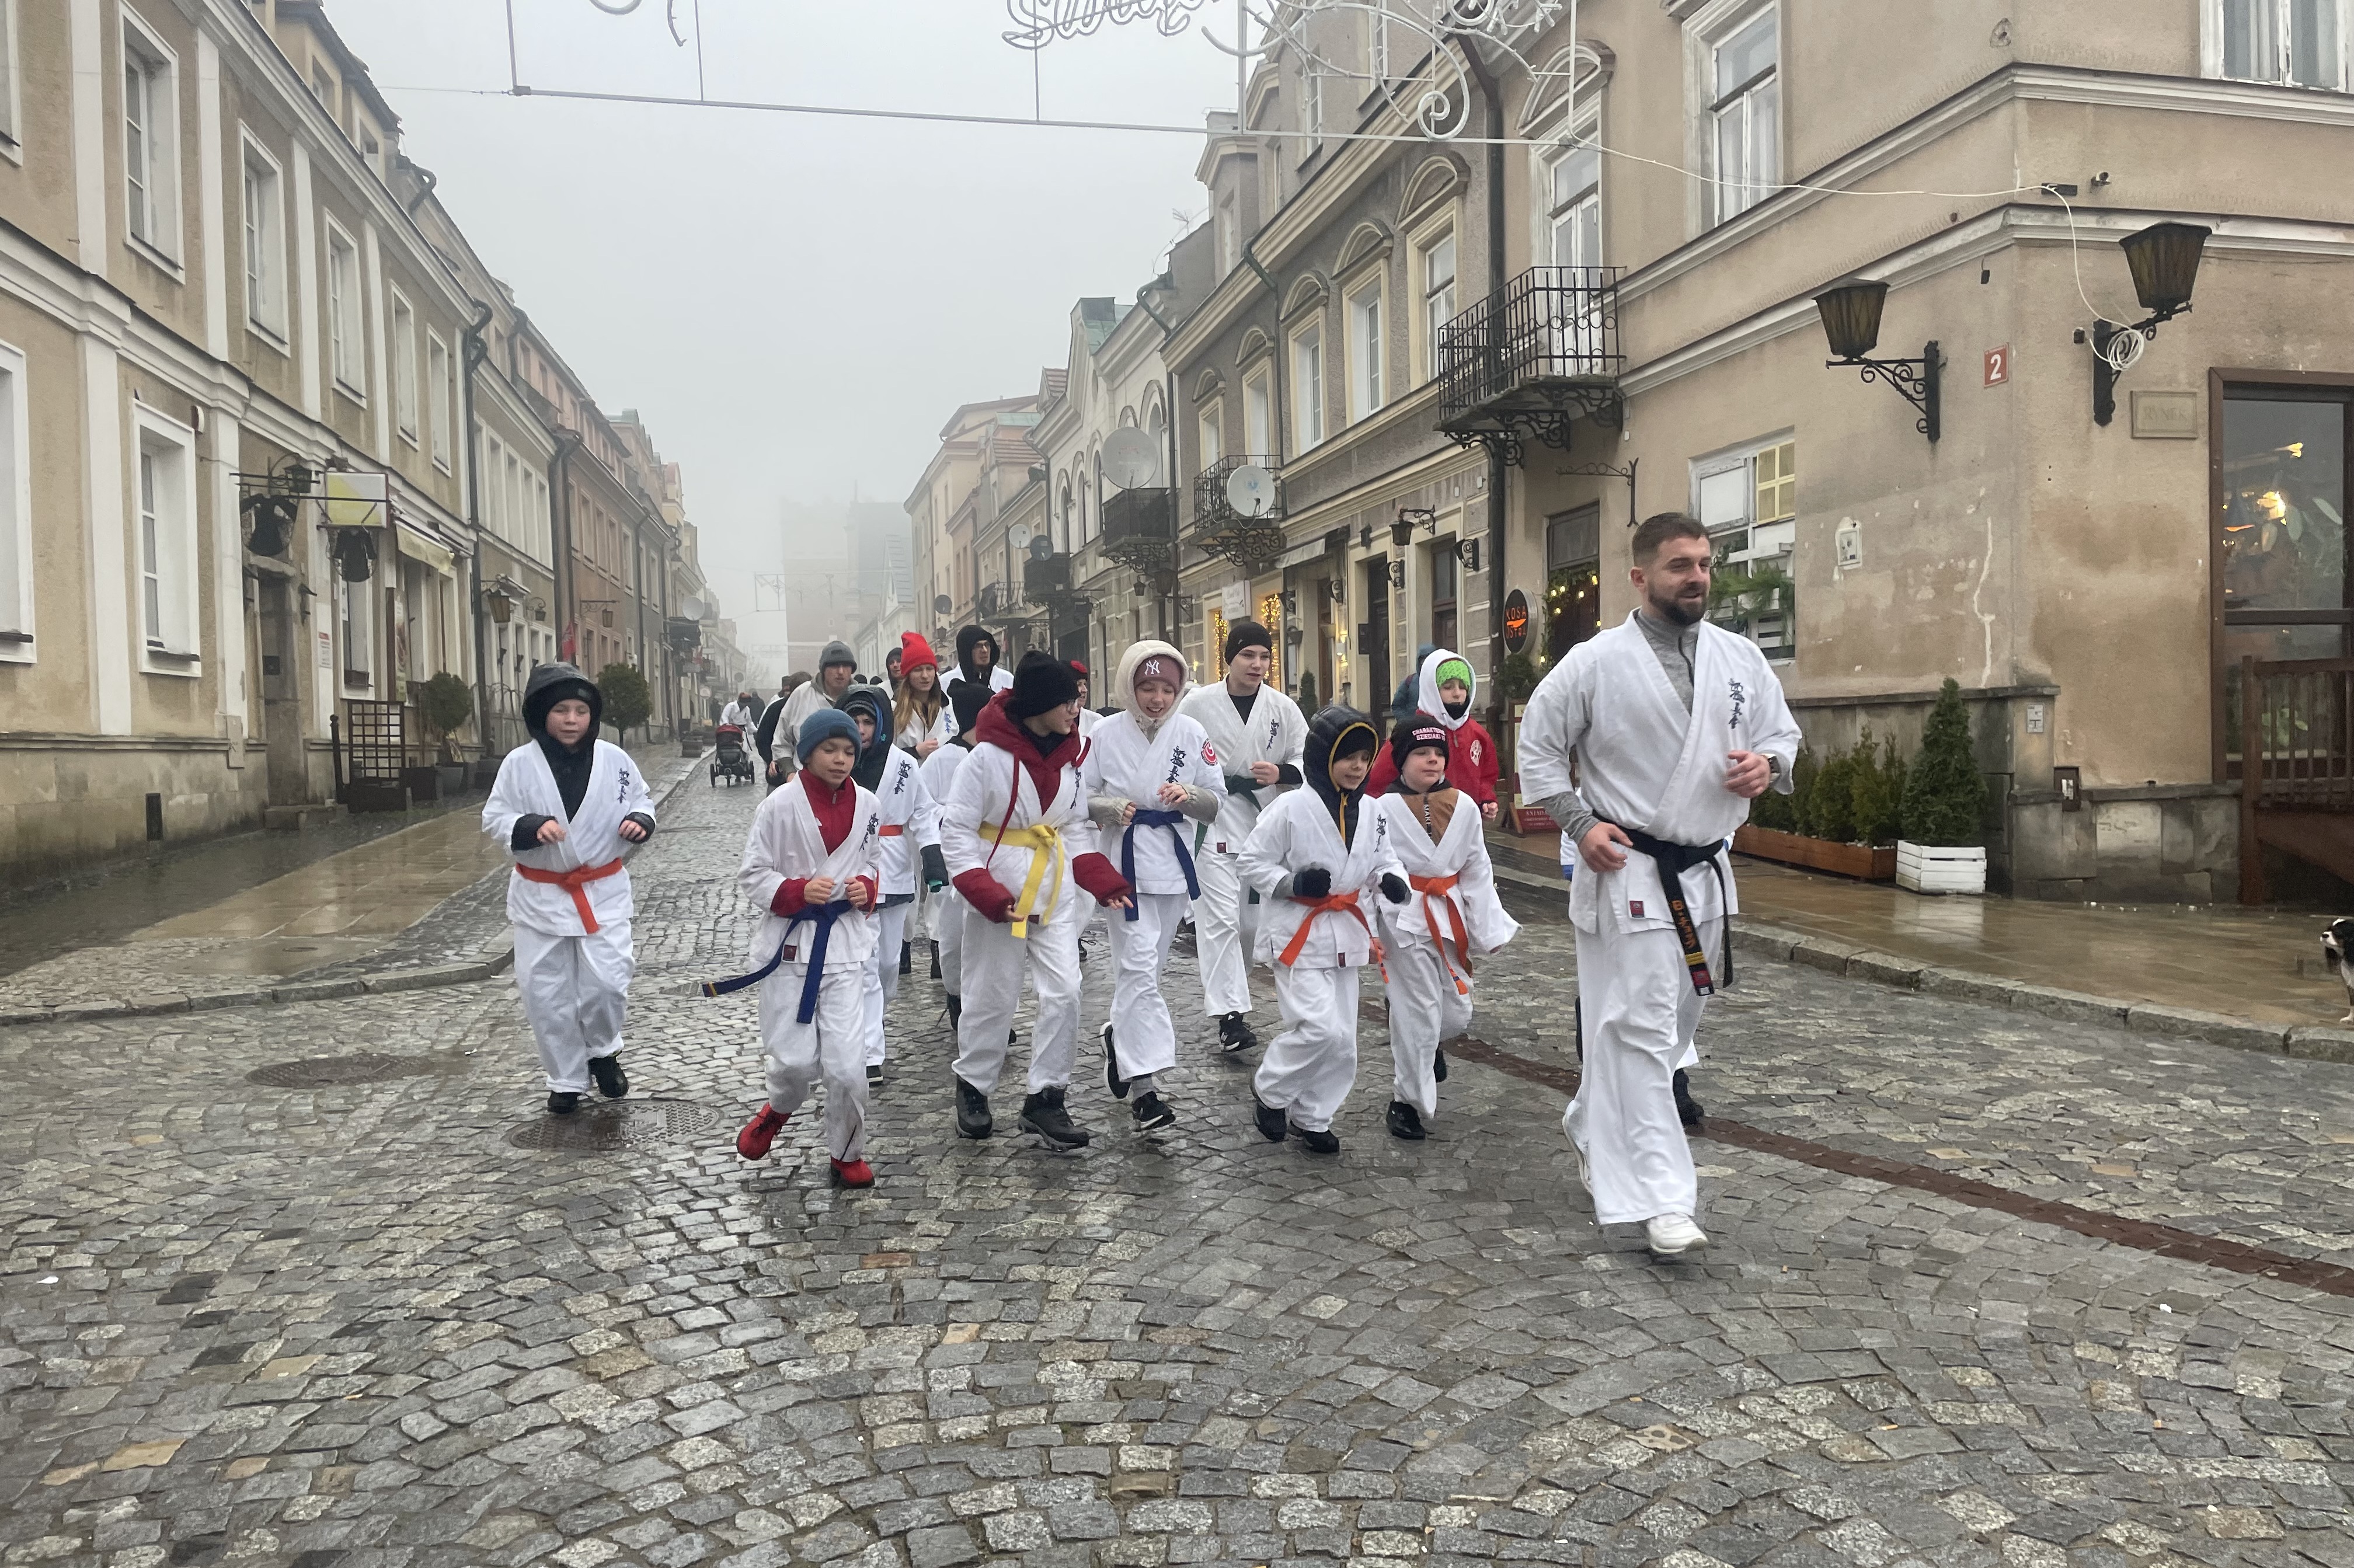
[1766,754,1785,780]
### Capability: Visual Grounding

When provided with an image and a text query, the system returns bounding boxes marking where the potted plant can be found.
[1733,730,1903,880]
[597,662,654,747]
[1491,651,1551,834]
[1896,678,1988,893]
[419,671,475,798]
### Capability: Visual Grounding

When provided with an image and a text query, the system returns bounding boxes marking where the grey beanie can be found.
[819,639,856,670]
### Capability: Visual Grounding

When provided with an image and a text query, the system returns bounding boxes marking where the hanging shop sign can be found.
[1502,588,1531,653]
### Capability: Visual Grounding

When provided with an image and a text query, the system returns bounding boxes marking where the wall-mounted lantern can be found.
[1813,278,1941,443]
[2088,221,2210,427]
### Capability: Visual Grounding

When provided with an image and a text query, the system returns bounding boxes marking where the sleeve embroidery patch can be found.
[1630,900,1645,918]
[1201,741,1217,765]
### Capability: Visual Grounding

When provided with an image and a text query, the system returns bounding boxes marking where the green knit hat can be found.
[1436,658,1474,689]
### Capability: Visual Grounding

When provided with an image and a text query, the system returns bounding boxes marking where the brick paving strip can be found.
[1441,1033,2354,1300]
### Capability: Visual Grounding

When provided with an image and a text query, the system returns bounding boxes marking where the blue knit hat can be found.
[796,708,859,764]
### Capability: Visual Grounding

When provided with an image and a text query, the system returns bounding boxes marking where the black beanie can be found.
[1224,620,1273,663]
[1390,713,1451,776]
[1007,650,1081,719]
[950,680,992,737]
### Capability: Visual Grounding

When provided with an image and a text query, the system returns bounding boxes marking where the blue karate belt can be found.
[699,898,854,1023]
[1120,809,1199,921]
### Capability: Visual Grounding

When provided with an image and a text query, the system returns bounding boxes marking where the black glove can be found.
[1224,773,1258,800]
[1380,873,1409,905]
[920,844,948,891]
[1291,866,1331,900]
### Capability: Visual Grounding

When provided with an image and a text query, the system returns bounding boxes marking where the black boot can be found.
[899,940,913,976]
[929,941,942,980]
[1019,1086,1090,1149]
[1102,1022,1129,1099]
[955,1076,992,1140]
[1433,1048,1448,1084]
[1218,1012,1258,1054]
[1674,1068,1704,1130]
[1252,1096,1287,1142]
[588,1054,629,1099]
[1386,1100,1425,1140]
[1290,1121,1340,1155]
[546,1091,580,1116]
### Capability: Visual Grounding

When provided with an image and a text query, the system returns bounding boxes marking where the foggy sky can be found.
[330,0,1239,625]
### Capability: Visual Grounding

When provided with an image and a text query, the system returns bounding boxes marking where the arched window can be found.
[1058,478,1074,553]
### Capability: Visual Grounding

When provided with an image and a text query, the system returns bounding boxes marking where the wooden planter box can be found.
[1896,841,1987,894]
[1732,825,1897,881]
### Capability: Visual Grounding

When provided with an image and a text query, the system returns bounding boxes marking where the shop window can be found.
[2220,387,2351,766]
[1545,504,1600,659]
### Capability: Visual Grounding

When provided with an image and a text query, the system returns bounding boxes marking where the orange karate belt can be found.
[1276,893,1387,981]
[1409,872,1474,997]
[878,824,904,837]
[515,858,626,934]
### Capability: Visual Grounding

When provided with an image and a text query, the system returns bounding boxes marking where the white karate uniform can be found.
[719,701,751,729]
[939,720,1103,1099]
[482,740,654,1094]
[1176,680,1307,1018]
[737,776,883,1161]
[896,704,955,754]
[919,742,971,996]
[1376,790,1519,1120]
[1082,660,1226,1083]
[1237,789,1403,1133]
[861,747,940,1067]
[1519,612,1800,1226]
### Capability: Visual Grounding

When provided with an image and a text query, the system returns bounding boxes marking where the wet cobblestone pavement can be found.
[5,774,2353,1568]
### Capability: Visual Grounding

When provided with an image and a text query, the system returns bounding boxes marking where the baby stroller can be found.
[711,724,756,786]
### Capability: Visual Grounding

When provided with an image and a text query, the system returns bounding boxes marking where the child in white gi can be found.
[482,664,654,1115]
[923,681,993,1023]
[838,685,941,1084]
[939,653,1133,1149]
[721,709,883,1188]
[1237,707,1407,1154]
[1375,715,1520,1140]
[1082,640,1225,1133]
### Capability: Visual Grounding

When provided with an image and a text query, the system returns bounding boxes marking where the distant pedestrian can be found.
[760,645,856,786]
[753,674,808,779]
[1366,647,1502,821]
[921,681,994,1012]
[948,626,1013,698]
[483,663,655,1115]
[893,632,952,756]
[1390,642,1436,730]
[885,646,904,696]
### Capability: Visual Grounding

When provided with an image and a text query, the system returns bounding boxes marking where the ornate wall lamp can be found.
[2086,221,2210,427]
[1813,279,1940,443]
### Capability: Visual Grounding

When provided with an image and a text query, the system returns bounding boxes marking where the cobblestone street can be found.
[5,774,2353,1568]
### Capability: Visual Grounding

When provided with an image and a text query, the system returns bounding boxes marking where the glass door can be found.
[2219,387,2352,770]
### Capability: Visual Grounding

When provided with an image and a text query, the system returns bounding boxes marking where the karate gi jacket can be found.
[737,775,884,973]
[1237,788,1404,970]
[870,744,942,902]
[1376,789,1519,959]
[483,738,653,937]
[939,695,1115,927]
[1176,680,1307,856]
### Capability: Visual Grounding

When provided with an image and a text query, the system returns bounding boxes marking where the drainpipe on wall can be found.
[550,430,581,667]
[1135,277,1183,647]
[459,299,493,762]
[1457,39,1511,691]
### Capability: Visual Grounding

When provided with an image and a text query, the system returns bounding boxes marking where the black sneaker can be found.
[1132,1091,1175,1131]
[1218,1012,1258,1054]
[1019,1088,1091,1150]
[1252,1096,1287,1142]
[1102,1022,1129,1099]
[955,1077,993,1140]
[1386,1100,1426,1140]
[899,942,913,976]
[1433,1049,1448,1084]
[1290,1121,1340,1155]
[866,1064,883,1084]
[588,1055,628,1099]
[929,942,942,980]
[1674,1068,1704,1130]
[546,1091,580,1116]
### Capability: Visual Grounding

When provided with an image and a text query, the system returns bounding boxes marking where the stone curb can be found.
[1486,861,2354,1066]
[0,751,707,1032]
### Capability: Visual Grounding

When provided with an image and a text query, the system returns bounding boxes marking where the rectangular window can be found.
[1429,541,1457,650]
[0,343,29,654]
[240,138,285,339]
[427,332,452,470]
[342,576,371,686]
[1294,326,1324,449]
[122,15,180,260]
[1694,437,1795,563]
[2221,0,2346,87]
[1420,232,1457,382]
[1709,8,1779,222]
[133,414,198,664]
[1549,144,1601,267]
[1304,67,1322,144]
[391,292,419,444]
[1349,287,1383,420]
[326,222,363,396]
[1245,371,1272,458]
[1198,403,1223,472]
[1218,194,1238,277]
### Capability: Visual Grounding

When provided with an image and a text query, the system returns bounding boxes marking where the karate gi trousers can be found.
[760,961,869,1161]
[1105,891,1186,1080]
[1384,938,1472,1120]
[1254,962,1360,1133]
[861,902,910,1067]
[1562,917,1716,1225]
[933,888,966,998]
[952,898,1081,1097]
[514,922,633,1093]
[1191,846,1260,1017]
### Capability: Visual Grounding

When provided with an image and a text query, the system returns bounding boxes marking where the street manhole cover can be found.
[503,1097,725,1152]
[246,1053,441,1087]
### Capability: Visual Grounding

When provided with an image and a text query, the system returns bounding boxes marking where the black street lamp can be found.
[1813,278,1941,443]
[2090,221,2211,426]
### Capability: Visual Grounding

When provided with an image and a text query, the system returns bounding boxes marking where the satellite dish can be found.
[1028,535,1053,562]
[1009,522,1034,550]
[1224,464,1277,519]
[680,594,708,621]
[933,593,953,616]
[1102,427,1161,490]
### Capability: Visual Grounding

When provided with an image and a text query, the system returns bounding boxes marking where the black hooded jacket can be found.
[951,626,1000,692]
[837,685,894,792]
[511,662,652,851]
[1304,705,1381,849]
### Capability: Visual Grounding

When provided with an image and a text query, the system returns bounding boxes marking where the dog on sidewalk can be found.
[2323,918,2354,1023]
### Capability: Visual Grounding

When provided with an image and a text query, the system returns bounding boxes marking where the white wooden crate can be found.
[1896,841,1986,894]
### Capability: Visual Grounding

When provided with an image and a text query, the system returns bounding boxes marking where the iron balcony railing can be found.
[1191,455,1287,575]
[1437,265,1624,430]
[1100,487,1178,571]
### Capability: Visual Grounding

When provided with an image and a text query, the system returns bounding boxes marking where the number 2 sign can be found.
[1984,345,2011,386]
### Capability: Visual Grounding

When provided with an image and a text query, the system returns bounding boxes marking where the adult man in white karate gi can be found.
[1517,512,1799,1257]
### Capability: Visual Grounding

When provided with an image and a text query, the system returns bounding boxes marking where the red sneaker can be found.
[829,1156,875,1187]
[735,1104,788,1161]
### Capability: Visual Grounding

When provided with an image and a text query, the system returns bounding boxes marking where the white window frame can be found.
[1415,224,1457,384]
[1690,431,1796,566]
[1197,399,1224,473]
[0,340,31,659]
[532,472,551,564]
[1347,282,1384,421]
[426,332,453,472]
[239,133,287,345]
[121,8,183,269]
[1545,135,1602,269]
[132,404,200,674]
[390,290,419,446]
[1217,194,1239,277]
[2206,0,2352,88]
[1244,369,1272,459]
[1690,1,1780,227]
[0,0,25,162]
[325,218,364,400]
[1291,322,1325,450]
[1302,61,1323,154]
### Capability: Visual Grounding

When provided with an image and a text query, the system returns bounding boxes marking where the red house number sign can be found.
[1984,346,2010,386]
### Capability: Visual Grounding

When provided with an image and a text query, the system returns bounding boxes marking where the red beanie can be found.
[900,632,938,674]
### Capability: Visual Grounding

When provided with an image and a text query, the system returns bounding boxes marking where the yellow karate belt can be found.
[984,821,1067,939]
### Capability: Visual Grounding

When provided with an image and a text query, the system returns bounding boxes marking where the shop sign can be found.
[1502,588,1531,653]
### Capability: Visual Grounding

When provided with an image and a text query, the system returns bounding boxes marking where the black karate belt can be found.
[1120,810,1199,921]
[1615,825,1732,997]
[701,899,853,1023]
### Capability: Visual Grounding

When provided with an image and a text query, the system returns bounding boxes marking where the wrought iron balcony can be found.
[1100,487,1178,572]
[1023,550,1072,601]
[1437,266,1624,465]
[1190,455,1287,575]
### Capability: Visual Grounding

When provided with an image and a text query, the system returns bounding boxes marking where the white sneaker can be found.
[1645,1214,1708,1256]
[1571,1140,1592,1191]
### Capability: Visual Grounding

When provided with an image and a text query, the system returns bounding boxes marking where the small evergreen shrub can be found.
[1901,678,1987,845]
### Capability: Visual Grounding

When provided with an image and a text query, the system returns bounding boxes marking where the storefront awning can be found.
[1273,532,1342,572]
[395,525,456,577]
